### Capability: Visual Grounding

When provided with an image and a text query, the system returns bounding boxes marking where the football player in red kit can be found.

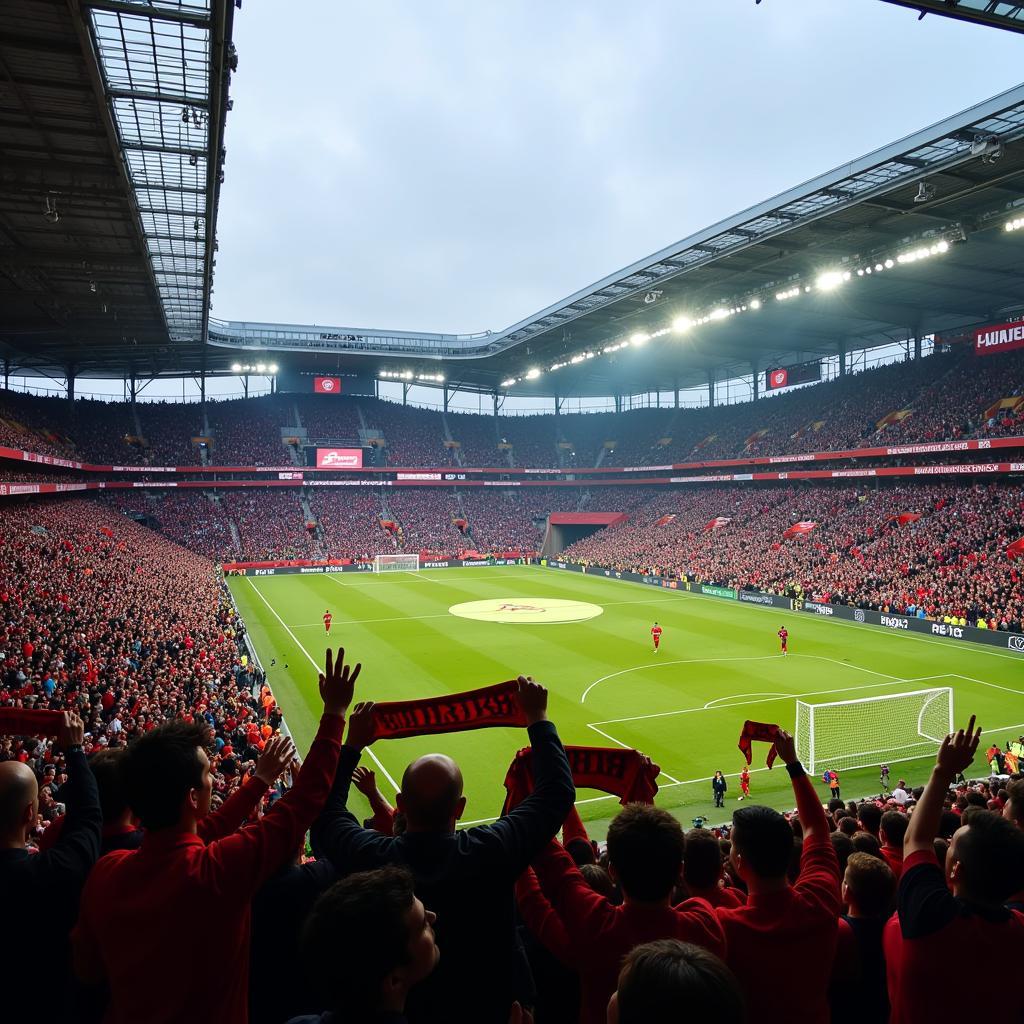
[651,622,663,653]
[323,609,333,635]
[739,766,751,800]
[778,625,788,655]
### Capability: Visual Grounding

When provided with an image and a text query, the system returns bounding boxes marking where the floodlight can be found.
[231,363,242,372]
[672,316,693,333]
[526,367,541,379]
[630,332,650,345]
[750,298,762,310]
[268,364,278,374]
[501,378,515,387]
[816,271,844,291]
[884,259,894,269]
[255,362,266,373]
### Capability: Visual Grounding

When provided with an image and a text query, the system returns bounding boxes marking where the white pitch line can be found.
[581,655,782,703]
[703,691,793,710]
[948,672,1024,700]
[245,577,401,793]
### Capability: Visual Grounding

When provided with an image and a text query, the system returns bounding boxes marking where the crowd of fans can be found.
[2,346,1023,472]
[222,490,317,563]
[559,481,1024,630]
[2,572,1021,1024]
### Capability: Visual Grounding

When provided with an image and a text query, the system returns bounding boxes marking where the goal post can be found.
[795,687,953,775]
[373,553,420,573]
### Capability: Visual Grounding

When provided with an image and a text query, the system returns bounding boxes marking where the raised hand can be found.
[345,701,377,751]
[936,715,981,778]
[773,727,797,766]
[319,647,361,716]
[254,734,297,785]
[57,711,85,749]
[351,765,378,797]
[516,675,548,726]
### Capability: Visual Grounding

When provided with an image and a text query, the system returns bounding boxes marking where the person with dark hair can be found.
[878,810,908,878]
[830,852,896,1024]
[289,866,439,1024]
[683,827,744,908]
[0,712,101,1021]
[528,802,724,1024]
[884,716,1024,1023]
[716,728,841,1024]
[712,770,727,808]
[830,832,854,877]
[851,831,883,860]
[72,648,358,1024]
[857,802,882,839]
[309,676,574,1024]
[607,938,744,1024]
[1004,776,1024,828]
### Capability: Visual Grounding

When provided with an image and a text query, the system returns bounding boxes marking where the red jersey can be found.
[651,626,663,639]
[323,612,332,626]
[740,769,750,791]
[778,628,789,644]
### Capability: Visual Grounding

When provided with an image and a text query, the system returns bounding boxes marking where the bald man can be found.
[0,711,101,1020]
[310,675,575,1024]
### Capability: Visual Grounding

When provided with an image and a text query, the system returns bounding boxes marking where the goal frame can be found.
[373,553,420,573]
[796,687,953,775]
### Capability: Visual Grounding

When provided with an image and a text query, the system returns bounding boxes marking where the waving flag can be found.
[655,514,677,527]
[705,516,731,531]
[782,521,817,540]
[1007,537,1024,560]
[888,513,922,527]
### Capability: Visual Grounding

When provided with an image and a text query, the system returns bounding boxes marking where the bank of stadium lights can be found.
[378,370,445,383]
[231,362,278,374]
[1005,216,1024,233]
[499,236,953,388]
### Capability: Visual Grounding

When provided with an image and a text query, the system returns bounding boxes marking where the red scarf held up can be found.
[502,745,660,814]
[738,720,780,768]
[0,709,66,736]
[367,679,527,741]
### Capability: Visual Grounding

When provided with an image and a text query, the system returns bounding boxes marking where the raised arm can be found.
[775,728,829,842]
[473,677,575,873]
[39,712,101,882]
[197,736,294,842]
[202,648,357,893]
[309,700,394,867]
[905,715,980,859]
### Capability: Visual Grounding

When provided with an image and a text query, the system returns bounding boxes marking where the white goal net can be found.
[373,553,420,573]
[796,687,953,775]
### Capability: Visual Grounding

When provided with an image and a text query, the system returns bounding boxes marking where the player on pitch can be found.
[651,621,663,653]
[323,609,333,635]
[778,624,788,655]
[739,765,751,800]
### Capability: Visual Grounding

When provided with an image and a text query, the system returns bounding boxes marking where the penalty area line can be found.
[244,578,401,793]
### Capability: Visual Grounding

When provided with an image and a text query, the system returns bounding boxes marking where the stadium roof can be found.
[211,84,1024,398]
[0,0,234,381]
[879,1,1024,35]
[3,7,1024,399]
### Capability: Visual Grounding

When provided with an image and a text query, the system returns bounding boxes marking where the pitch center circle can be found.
[448,597,604,624]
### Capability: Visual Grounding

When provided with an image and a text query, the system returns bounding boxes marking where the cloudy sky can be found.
[212,1,1024,336]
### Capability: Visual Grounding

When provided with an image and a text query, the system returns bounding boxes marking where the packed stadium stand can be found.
[4,346,1023,470]
[6,5,1024,1021]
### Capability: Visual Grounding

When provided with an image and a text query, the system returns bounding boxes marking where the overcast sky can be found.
[211,1,1024,337]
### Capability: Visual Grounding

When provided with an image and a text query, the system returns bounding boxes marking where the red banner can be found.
[889,513,922,526]
[368,680,526,740]
[314,376,342,394]
[975,321,1024,357]
[315,447,363,468]
[705,516,731,530]
[782,520,817,539]
[655,514,677,527]
[1007,537,1024,560]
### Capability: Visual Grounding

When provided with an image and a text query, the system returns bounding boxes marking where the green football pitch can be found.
[228,565,1024,838]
